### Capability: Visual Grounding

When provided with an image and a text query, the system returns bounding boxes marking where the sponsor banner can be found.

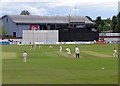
[96,41,106,44]
[30,25,39,30]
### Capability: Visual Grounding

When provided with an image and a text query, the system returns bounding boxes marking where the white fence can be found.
[99,33,120,44]
[99,33,120,36]
[104,38,120,44]
[22,30,58,44]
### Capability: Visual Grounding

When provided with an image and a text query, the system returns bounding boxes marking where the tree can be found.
[0,26,8,36]
[117,12,120,22]
[115,12,120,32]
[20,10,30,15]
[98,24,103,32]
[101,20,105,27]
[95,16,102,26]
[111,15,117,32]
[103,22,111,32]
[115,23,120,32]
[106,18,111,24]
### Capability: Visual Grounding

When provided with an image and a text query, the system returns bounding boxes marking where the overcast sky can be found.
[0,0,119,19]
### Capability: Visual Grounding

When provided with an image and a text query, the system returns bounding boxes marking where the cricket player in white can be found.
[59,45,62,52]
[49,45,53,48]
[66,48,71,55]
[75,46,80,58]
[113,48,118,58]
[23,51,27,63]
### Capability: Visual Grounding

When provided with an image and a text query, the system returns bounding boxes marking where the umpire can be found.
[75,46,80,58]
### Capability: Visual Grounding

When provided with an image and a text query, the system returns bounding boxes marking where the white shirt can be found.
[66,48,70,52]
[75,47,80,54]
[23,52,27,57]
[49,45,53,48]
[60,46,62,49]
[94,40,96,43]
[114,50,117,53]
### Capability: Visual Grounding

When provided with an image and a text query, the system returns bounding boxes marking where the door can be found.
[13,32,16,37]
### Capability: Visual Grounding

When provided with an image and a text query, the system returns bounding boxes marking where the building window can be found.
[74,25,76,28]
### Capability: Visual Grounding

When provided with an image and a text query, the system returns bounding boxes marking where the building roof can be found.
[1,15,94,24]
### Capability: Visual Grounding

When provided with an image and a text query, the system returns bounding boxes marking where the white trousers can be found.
[60,49,62,52]
[67,52,71,55]
[113,53,117,58]
[23,57,27,63]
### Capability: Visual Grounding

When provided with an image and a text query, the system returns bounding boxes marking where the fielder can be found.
[59,45,62,52]
[49,45,53,48]
[23,51,28,63]
[66,48,71,56]
[30,45,36,50]
[113,48,118,58]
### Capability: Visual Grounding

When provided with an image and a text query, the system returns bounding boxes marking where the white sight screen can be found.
[22,30,58,44]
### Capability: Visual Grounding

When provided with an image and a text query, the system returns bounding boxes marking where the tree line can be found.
[86,12,120,33]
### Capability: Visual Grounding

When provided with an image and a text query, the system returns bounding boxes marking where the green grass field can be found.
[2,44,118,84]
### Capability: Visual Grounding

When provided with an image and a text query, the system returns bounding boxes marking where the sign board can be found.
[30,25,39,30]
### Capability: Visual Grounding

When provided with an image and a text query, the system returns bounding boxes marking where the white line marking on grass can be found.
[82,51,112,58]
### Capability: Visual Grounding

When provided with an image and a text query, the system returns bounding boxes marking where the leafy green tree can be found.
[95,16,102,26]
[111,15,117,32]
[106,18,111,24]
[98,24,103,32]
[0,26,8,36]
[101,21,105,27]
[115,23,120,32]
[20,10,30,15]
[117,12,120,22]
[114,12,120,32]
[103,22,111,32]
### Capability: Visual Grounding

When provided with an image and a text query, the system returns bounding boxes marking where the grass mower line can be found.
[2,52,17,59]
[82,51,113,58]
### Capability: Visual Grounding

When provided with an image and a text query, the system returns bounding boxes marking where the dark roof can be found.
[1,15,94,24]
